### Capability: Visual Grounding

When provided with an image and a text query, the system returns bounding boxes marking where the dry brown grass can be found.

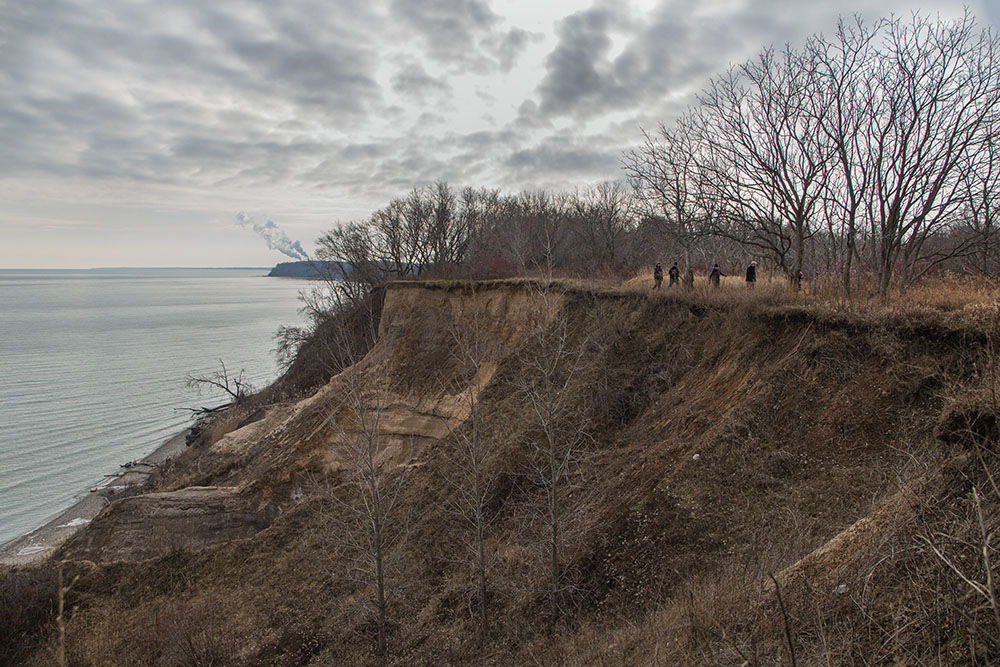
[0,564,59,665]
[16,275,1000,666]
[625,269,1000,311]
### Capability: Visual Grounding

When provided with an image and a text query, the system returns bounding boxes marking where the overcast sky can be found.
[1,0,996,268]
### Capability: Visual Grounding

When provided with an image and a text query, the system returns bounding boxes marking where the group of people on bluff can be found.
[653,261,757,289]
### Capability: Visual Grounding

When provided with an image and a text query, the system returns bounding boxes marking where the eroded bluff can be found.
[59,282,562,563]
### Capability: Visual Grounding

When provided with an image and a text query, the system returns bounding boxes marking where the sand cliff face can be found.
[60,282,565,563]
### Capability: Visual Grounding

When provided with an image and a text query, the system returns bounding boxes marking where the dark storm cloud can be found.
[391,0,537,72]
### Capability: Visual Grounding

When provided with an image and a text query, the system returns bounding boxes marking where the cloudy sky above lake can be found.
[1,0,995,267]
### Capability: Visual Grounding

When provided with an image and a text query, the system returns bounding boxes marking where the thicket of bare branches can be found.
[626,11,1000,297]
[313,181,646,290]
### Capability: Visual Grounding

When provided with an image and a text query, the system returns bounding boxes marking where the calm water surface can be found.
[0,269,310,545]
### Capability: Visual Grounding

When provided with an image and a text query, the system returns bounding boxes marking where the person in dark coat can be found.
[653,262,663,289]
[668,262,680,287]
[709,264,724,288]
[745,261,757,287]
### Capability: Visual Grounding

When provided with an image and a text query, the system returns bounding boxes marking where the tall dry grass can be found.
[623,270,1000,321]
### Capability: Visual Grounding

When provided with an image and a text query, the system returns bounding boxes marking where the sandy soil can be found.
[0,429,189,566]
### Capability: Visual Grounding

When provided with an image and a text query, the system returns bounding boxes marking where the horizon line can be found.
[0,266,272,271]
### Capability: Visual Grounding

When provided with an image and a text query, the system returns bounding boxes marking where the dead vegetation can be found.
[3,277,1000,665]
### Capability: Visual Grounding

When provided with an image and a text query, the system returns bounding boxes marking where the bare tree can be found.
[491,191,573,275]
[439,287,504,642]
[313,219,383,304]
[426,181,467,272]
[696,43,833,285]
[461,187,513,277]
[624,119,713,269]
[859,12,1000,295]
[323,330,409,658]
[808,16,882,298]
[569,181,639,273]
[513,285,597,628]
[957,134,1000,275]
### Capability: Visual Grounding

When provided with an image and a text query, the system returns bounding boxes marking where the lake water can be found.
[0,269,311,546]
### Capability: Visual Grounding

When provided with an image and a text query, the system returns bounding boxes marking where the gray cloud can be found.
[392,0,498,37]
[483,26,538,71]
[504,133,621,180]
[527,0,972,123]
[391,63,452,100]
[391,0,537,72]
[534,5,629,117]
[527,1,741,121]
[0,0,988,268]
[0,0,383,187]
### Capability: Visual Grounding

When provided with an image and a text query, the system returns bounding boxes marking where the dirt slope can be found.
[10,280,1000,666]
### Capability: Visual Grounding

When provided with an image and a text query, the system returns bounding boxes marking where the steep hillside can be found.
[6,280,999,666]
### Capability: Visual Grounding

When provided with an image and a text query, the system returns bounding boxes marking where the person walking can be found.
[653,262,663,289]
[682,267,694,290]
[709,264,724,288]
[668,262,680,287]
[745,261,757,288]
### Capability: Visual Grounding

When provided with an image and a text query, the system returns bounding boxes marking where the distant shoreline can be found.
[0,267,271,271]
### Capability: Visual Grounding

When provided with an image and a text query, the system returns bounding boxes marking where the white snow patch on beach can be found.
[57,517,90,528]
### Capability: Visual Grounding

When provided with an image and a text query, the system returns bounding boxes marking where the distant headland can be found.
[267,260,348,279]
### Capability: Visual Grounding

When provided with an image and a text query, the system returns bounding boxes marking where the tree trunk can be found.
[841,219,855,302]
[549,445,559,629]
[373,496,387,658]
[375,540,386,657]
[475,469,489,639]
[792,220,805,289]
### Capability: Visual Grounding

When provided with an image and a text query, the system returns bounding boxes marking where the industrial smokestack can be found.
[236,212,308,260]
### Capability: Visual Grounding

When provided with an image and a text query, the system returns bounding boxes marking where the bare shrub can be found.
[184,359,253,414]
[0,565,58,665]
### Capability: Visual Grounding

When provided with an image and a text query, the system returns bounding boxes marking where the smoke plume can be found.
[236,212,308,260]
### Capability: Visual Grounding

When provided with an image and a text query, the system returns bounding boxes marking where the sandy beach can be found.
[0,429,189,566]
